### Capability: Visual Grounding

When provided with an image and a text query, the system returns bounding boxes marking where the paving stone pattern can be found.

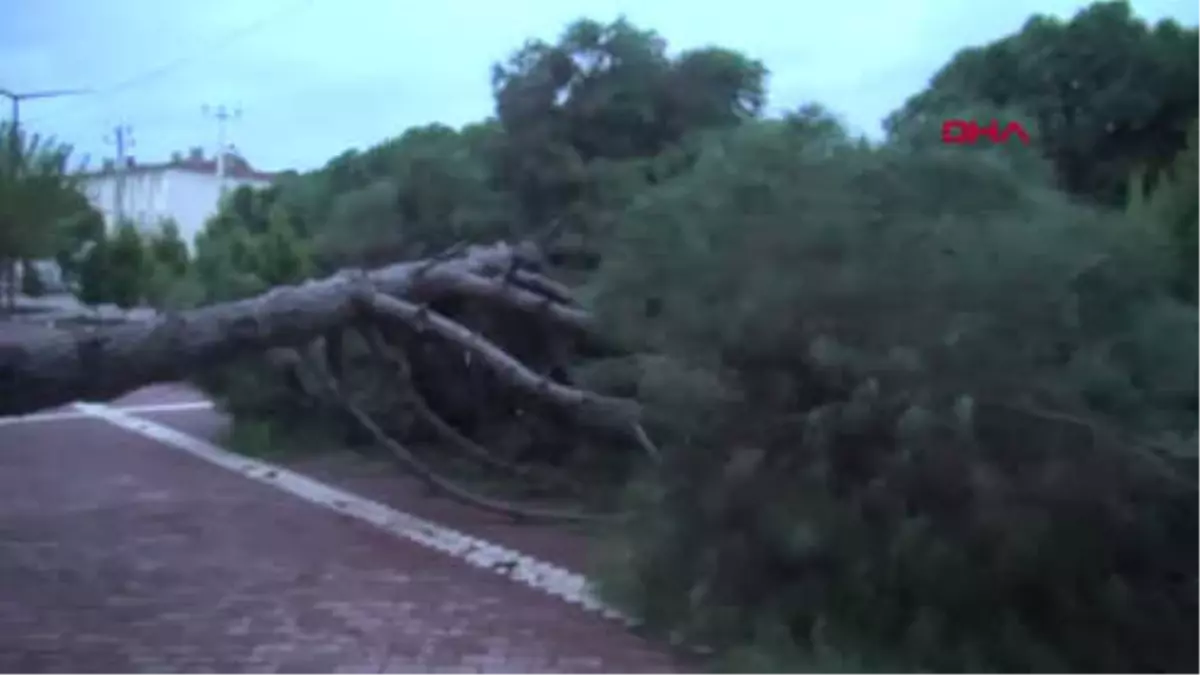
[0,416,679,673]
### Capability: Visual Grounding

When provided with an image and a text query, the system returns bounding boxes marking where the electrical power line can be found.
[26,0,314,127]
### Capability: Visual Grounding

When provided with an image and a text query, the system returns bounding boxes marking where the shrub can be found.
[106,222,149,309]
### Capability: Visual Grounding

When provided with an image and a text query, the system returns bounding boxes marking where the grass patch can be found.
[221,415,334,460]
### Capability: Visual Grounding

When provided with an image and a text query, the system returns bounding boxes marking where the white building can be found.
[78,147,277,252]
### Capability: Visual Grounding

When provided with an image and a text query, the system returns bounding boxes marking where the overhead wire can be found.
[26,0,315,128]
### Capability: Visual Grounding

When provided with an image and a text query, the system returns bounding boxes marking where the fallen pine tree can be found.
[0,239,658,522]
[0,242,546,412]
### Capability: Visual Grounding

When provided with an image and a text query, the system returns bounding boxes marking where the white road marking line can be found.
[0,400,214,427]
[71,402,632,625]
[118,401,215,414]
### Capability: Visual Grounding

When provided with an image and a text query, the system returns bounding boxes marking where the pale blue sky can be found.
[4,0,1196,173]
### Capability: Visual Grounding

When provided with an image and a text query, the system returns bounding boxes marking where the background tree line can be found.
[2,1,1196,671]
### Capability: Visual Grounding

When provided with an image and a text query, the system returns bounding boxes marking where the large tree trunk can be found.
[0,243,521,414]
[0,241,634,428]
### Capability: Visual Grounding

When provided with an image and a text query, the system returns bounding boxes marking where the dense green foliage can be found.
[1128,118,1198,302]
[192,190,312,303]
[490,17,766,236]
[185,17,768,279]
[0,123,99,308]
[590,113,1195,672]
[885,1,1198,207]
[174,3,1200,671]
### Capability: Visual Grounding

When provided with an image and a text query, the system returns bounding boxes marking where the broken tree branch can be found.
[415,267,595,334]
[298,348,615,524]
[360,292,641,433]
[508,270,576,306]
[360,325,586,495]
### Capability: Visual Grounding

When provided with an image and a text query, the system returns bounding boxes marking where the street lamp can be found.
[0,87,92,169]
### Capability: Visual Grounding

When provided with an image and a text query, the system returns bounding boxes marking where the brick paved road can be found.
[0,389,678,673]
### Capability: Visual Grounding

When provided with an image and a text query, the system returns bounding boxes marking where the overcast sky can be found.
[4,0,1196,173]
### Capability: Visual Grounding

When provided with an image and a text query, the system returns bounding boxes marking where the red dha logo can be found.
[941,119,1031,145]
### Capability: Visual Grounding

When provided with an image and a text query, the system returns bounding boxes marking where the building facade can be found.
[78,147,277,252]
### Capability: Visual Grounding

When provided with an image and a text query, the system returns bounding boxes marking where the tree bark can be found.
[0,242,543,416]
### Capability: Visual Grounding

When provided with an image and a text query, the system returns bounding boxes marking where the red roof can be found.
[82,148,278,182]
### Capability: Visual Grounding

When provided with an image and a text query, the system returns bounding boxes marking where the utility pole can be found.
[104,124,134,225]
[203,103,241,196]
[0,86,89,310]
